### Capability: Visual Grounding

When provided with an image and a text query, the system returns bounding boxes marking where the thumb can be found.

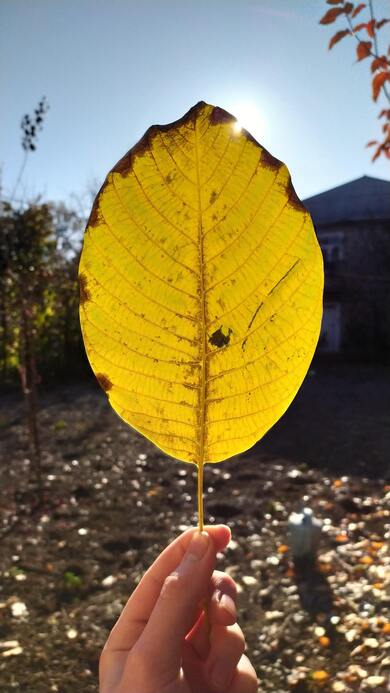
[133,531,215,682]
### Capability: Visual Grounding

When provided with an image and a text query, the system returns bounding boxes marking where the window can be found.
[317,231,344,265]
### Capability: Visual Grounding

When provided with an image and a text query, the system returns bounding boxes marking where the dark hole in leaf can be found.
[209,326,233,348]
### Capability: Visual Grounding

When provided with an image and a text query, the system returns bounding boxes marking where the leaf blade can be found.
[79,103,324,464]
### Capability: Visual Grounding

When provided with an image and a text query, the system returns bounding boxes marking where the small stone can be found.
[2,646,23,657]
[250,559,263,570]
[332,683,346,692]
[364,637,379,649]
[293,613,305,624]
[265,610,284,621]
[288,469,302,479]
[66,628,78,639]
[225,565,240,577]
[284,585,298,595]
[365,676,386,688]
[10,601,28,619]
[228,540,239,551]
[266,555,280,566]
[345,628,358,642]
[102,575,117,587]
[78,528,88,536]
[351,644,365,657]
[103,599,124,621]
[242,575,258,586]
[0,641,19,650]
[348,665,368,678]
[314,626,326,637]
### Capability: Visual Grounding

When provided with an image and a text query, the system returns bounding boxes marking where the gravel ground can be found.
[0,365,389,693]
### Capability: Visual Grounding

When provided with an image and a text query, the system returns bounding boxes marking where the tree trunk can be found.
[20,301,43,503]
[0,283,8,382]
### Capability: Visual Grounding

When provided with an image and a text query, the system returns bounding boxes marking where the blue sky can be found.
[2,0,389,209]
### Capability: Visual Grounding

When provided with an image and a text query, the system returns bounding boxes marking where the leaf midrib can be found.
[194,116,207,466]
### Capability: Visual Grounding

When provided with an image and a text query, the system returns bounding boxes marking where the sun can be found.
[231,101,264,140]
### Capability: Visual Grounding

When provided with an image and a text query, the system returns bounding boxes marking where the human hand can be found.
[99,525,258,693]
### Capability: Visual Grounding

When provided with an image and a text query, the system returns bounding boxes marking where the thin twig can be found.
[9,151,28,204]
[344,4,390,104]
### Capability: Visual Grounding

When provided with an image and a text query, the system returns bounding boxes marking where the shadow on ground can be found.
[253,363,390,479]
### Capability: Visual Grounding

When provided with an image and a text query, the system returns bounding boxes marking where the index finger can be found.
[105,524,231,651]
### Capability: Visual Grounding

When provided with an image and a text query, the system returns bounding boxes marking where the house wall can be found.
[315,220,390,361]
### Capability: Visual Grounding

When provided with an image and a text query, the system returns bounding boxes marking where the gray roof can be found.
[303,175,390,226]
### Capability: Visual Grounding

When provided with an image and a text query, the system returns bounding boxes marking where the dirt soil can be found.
[0,365,389,693]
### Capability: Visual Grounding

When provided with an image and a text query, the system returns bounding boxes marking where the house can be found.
[303,176,390,360]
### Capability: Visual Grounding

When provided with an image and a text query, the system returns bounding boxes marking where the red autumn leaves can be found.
[319,0,390,161]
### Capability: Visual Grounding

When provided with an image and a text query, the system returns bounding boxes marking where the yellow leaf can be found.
[277,544,289,554]
[79,101,323,491]
[312,670,330,682]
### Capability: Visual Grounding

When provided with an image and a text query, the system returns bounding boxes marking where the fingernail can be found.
[219,592,236,619]
[187,531,209,560]
[211,658,234,690]
[177,531,210,575]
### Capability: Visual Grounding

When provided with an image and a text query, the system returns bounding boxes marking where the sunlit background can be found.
[1,0,389,208]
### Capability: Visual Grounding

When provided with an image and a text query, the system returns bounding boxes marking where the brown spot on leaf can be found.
[112,132,150,177]
[87,201,100,229]
[287,178,306,212]
[86,178,109,229]
[209,190,217,205]
[109,103,210,179]
[112,126,163,178]
[210,106,236,126]
[79,273,91,305]
[209,326,233,348]
[96,373,113,392]
[260,148,282,172]
[113,152,132,177]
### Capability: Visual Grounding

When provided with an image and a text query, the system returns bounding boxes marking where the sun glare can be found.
[231,101,264,139]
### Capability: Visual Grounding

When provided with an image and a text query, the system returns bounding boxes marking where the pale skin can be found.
[100,525,258,693]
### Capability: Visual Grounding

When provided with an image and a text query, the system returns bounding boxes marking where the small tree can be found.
[0,202,57,497]
[320,0,390,161]
[2,98,49,500]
